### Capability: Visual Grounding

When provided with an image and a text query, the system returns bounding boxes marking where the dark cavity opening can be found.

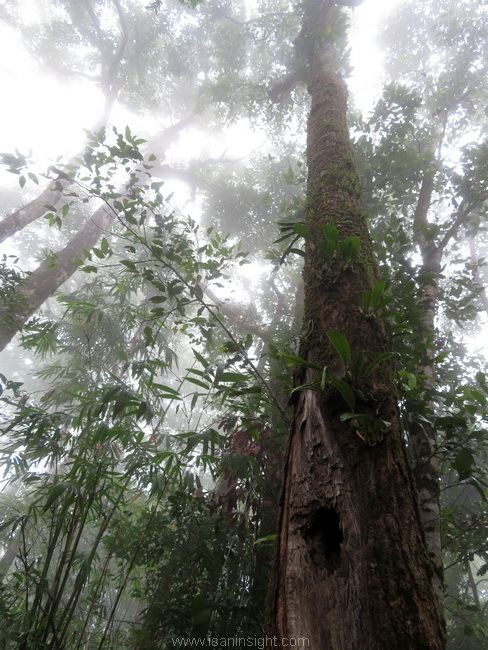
[304,506,343,575]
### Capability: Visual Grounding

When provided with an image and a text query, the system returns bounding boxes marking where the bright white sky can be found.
[0,0,402,163]
[0,26,100,160]
[349,0,402,109]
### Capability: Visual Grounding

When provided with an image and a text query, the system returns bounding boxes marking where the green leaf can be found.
[322,224,339,241]
[279,353,321,370]
[326,331,351,365]
[288,382,319,396]
[340,412,371,428]
[364,352,394,378]
[351,350,365,382]
[136,401,151,420]
[254,534,277,545]
[338,236,360,262]
[454,448,475,477]
[320,365,332,390]
[370,280,387,308]
[186,376,210,389]
[120,259,137,272]
[41,484,68,513]
[463,605,480,612]
[0,516,23,534]
[152,451,175,463]
[112,391,133,418]
[152,383,181,398]
[100,238,110,255]
[102,386,120,403]
[219,372,249,383]
[465,478,486,501]
[476,371,486,385]
[276,220,295,232]
[330,379,355,411]
[373,419,390,433]
[399,370,417,390]
[321,238,337,261]
[292,222,312,241]
[187,368,207,378]
[361,290,371,311]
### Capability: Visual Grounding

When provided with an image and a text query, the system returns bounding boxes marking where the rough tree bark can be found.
[269,1,445,647]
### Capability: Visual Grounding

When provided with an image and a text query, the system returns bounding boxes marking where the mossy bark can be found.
[269,1,445,647]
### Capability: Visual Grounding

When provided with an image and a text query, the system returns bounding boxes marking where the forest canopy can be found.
[0,0,487,648]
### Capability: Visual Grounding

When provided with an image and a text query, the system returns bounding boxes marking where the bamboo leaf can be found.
[152,383,181,397]
[192,348,209,368]
[186,376,210,389]
[41,484,68,513]
[219,372,249,383]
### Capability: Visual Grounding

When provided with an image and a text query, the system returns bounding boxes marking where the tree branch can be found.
[469,236,488,316]
[0,178,70,244]
[203,286,272,345]
[438,193,488,253]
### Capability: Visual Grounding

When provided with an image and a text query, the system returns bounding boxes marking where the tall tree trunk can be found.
[469,237,488,316]
[410,165,444,612]
[0,531,21,582]
[269,2,445,647]
[409,145,488,611]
